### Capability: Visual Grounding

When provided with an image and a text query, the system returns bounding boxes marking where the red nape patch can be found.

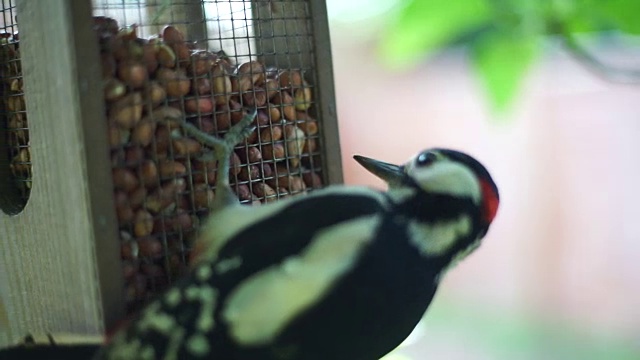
[480,180,499,224]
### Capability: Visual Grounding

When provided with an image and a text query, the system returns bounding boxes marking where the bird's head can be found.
[353,148,499,277]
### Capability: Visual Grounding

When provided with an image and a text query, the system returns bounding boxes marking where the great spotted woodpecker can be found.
[93,108,500,360]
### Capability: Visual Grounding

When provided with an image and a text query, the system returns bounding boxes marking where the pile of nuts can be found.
[1,32,31,198]
[94,17,324,311]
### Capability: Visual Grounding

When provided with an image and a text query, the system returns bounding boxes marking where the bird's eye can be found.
[416,152,437,167]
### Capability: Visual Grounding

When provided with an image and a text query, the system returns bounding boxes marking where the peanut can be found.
[133,209,154,237]
[212,61,232,105]
[109,92,143,129]
[193,183,215,210]
[117,60,148,89]
[113,168,139,192]
[156,67,191,97]
[272,91,296,121]
[188,50,215,77]
[236,61,265,92]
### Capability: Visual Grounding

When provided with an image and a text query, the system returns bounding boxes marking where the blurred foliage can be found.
[379,0,640,113]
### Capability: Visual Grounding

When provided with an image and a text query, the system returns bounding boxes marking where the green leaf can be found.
[594,0,640,34]
[471,32,540,113]
[378,0,492,70]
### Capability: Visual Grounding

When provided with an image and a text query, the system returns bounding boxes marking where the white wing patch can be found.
[407,215,472,257]
[193,186,388,266]
[221,215,381,346]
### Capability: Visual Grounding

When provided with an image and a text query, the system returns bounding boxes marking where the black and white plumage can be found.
[94,110,500,360]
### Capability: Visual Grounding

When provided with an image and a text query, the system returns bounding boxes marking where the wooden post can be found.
[0,0,122,349]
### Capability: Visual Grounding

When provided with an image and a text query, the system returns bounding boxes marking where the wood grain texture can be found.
[0,0,123,349]
[308,0,344,185]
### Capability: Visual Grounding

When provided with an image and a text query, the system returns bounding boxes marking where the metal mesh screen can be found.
[92,0,325,313]
[0,0,29,215]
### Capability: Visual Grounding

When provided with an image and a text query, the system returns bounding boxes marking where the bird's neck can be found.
[385,186,483,272]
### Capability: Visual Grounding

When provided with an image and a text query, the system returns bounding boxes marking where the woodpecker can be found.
[93,108,500,360]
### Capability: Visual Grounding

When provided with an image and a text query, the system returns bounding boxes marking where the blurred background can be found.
[327,0,640,359]
[3,0,639,358]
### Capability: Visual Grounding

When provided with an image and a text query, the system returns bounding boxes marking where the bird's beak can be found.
[353,155,405,185]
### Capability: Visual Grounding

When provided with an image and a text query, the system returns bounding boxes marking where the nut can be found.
[294,86,312,111]
[237,146,262,164]
[284,125,306,167]
[193,183,215,210]
[117,60,148,89]
[193,156,217,184]
[252,183,277,202]
[120,237,138,260]
[242,86,267,107]
[272,91,296,121]
[113,168,139,192]
[139,160,159,187]
[262,142,286,161]
[304,138,318,153]
[214,105,232,131]
[212,61,232,105]
[296,117,318,135]
[109,124,130,147]
[129,186,148,209]
[260,126,283,142]
[131,119,156,146]
[302,171,323,188]
[188,50,215,77]
[156,43,177,68]
[196,117,215,133]
[115,191,135,223]
[153,125,171,154]
[125,146,145,166]
[239,164,260,182]
[145,178,186,214]
[145,81,167,107]
[278,69,304,89]
[270,164,307,193]
[185,96,214,114]
[193,77,212,95]
[133,209,154,237]
[158,160,187,178]
[172,137,202,156]
[268,104,282,123]
[156,67,191,98]
[264,78,279,100]
[104,78,127,102]
[109,92,143,129]
[235,184,252,202]
[235,61,265,92]
[137,236,163,259]
[230,152,242,176]
[162,25,190,63]
[142,42,159,74]
[261,163,273,179]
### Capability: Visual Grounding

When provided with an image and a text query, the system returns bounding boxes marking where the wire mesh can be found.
[0,0,29,215]
[92,0,325,313]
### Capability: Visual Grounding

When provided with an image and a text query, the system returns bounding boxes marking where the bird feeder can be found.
[0,0,341,349]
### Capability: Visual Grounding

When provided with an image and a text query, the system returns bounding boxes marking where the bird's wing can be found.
[204,187,390,350]
[191,186,389,267]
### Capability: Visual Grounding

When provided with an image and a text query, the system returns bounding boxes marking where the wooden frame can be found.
[0,0,341,349]
[0,0,122,348]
